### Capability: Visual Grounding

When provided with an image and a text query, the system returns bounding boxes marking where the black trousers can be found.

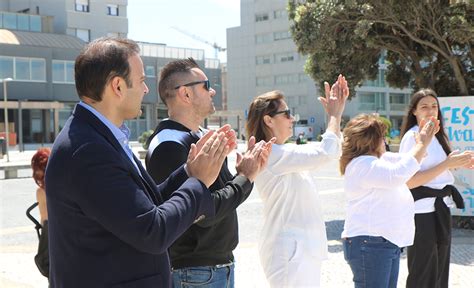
[406,212,451,288]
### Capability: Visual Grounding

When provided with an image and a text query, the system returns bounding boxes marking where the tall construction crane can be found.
[171,26,226,58]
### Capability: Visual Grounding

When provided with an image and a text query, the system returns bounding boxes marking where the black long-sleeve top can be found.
[145,119,253,268]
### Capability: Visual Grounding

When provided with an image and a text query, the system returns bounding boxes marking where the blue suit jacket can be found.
[45,104,214,288]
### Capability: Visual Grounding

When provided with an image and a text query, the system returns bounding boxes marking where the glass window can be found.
[274,10,287,19]
[107,4,119,16]
[76,4,89,12]
[17,14,29,30]
[256,55,272,65]
[145,65,156,77]
[275,74,298,85]
[53,60,74,83]
[178,48,185,59]
[66,62,74,83]
[256,76,272,86]
[76,0,89,12]
[274,31,291,41]
[52,61,65,82]
[255,13,269,22]
[357,92,386,111]
[76,29,90,42]
[29,15,41,32]
[275,75,287,84]
[360,93,376,104]
[0,57,14,79]
[389,93,406,104]
[16,58,30,80]
[157,46,165,57]
[255,33,272,44]
[31,59,46,81]
[171,47,178,59]
[4,13,17,29]
[275,52,296,63]
[150,46,159,57]
[59,104,75,130]
[299,73,308,82]
[0,13,3,28]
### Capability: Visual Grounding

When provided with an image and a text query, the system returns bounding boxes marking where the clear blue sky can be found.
[127,0,240,62]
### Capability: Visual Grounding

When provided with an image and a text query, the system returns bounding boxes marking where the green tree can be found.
[378,116,392,137]
[288,0,473,97]
[138,130,154,150]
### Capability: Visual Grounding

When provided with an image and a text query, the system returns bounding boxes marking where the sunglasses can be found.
[269,109,292,119]
[174,80,211,91]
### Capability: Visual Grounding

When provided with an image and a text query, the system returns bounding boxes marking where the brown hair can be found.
[340,114,387,175]
[31,148,51,189]
[158,58,200,105]
[246,90,284,142]
[75,37,139,101]
[400,88,451,155]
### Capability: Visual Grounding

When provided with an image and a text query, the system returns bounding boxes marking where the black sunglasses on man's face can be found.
[174,80,211,91]
[269,109,292,119]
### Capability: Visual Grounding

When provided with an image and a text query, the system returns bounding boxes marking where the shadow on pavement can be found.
[450,228,474,266]
[325,220,344,253]
[324,220,474,266]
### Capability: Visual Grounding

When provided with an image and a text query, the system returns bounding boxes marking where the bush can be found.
[378,116,392,137]
[138,130,154,150]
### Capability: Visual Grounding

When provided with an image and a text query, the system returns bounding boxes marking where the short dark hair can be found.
[246,90,284,142]
[75,37,139,101]
[158,58,200,105]
[400,88,451,155]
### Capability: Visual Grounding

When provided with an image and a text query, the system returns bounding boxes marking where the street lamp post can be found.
[1,78,13,162]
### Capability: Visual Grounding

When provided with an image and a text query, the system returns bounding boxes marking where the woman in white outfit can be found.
[399,88,474,288]
[340,114,438,288]
[245,75,348,288]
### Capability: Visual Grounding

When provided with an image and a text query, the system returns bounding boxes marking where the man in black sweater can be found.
[146,58,273,287]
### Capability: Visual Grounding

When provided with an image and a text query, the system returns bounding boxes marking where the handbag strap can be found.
[26,202,42,239]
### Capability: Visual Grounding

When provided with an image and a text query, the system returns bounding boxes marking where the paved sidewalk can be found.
[234,211,474,288]
[1,145,473,287]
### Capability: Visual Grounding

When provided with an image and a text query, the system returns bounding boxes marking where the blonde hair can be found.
[340,114,387,175]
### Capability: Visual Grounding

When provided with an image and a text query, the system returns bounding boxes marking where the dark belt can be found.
[411,185,464,245]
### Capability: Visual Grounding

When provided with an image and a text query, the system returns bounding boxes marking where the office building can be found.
[0,0,222,147]
[226,0,411,138]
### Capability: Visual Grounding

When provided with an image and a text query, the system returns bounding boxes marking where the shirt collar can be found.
[78,101,131,149]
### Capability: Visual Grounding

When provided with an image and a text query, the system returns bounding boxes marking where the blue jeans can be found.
[343,236,401,288]
[172,263,234,288]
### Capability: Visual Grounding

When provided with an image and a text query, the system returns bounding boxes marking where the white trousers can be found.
[260,237,322,288]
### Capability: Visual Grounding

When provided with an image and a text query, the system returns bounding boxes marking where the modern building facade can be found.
[0,0,222,147]
[1,0,129,41]
[226,0,412,138]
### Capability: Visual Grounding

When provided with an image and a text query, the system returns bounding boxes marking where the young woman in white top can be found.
[340,113,438,288]
[245,75,348,287]
[399,88,474,288]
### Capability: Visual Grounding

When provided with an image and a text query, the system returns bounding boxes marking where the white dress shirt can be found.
[341,153,420,247]
[399,125,455,213]
[255,131,341,261]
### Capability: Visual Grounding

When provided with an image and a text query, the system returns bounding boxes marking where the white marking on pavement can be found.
[0,226,33,236]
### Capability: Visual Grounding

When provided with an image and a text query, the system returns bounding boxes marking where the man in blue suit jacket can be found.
[45,37,235,287]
